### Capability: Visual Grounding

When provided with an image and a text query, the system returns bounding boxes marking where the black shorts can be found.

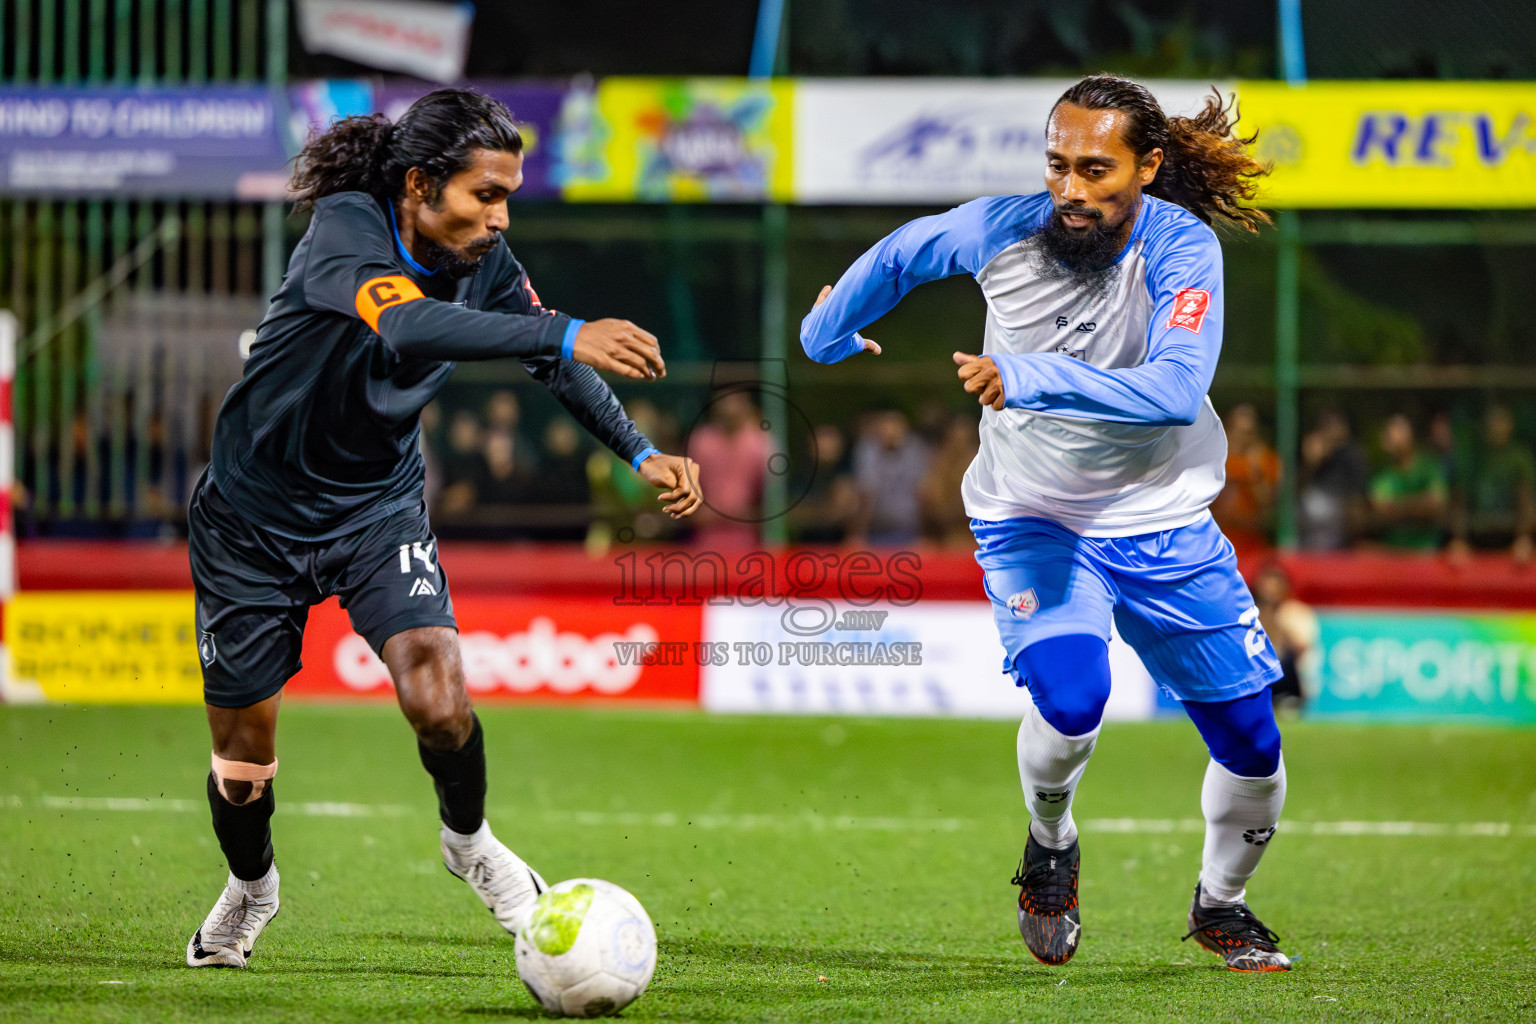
[189,480,456,708]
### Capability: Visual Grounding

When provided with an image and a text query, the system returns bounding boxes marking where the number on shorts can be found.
[1238,606,1266,657]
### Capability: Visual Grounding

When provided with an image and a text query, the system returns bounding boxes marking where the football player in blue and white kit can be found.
[801,76,1291,972]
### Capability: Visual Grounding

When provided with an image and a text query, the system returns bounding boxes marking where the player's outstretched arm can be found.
[635,453,704,519]
[522,354,661,470]
[799,197,1017,364]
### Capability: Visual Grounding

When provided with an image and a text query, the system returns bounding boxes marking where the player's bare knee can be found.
[211,753,278,806]
[387,628,471,747]
[409,700,473,750]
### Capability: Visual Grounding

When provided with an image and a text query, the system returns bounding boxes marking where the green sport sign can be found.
[1313,611,1536,723]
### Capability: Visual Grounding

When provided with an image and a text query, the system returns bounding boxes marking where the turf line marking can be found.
[5,797,1534,837]
[1082,818,1534,838]
[26,795,409,817]
[559,811,967,832]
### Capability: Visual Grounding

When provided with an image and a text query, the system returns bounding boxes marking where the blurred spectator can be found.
[919,412,978,547]
[486,389,521,433]
[514,419,590,541]
[419,400,444,509]
[1211,403,1280,553]
[851,410,930,547]
[436,409,486,517]
[482,390,541,490]
[527,420,589,505]
[1427,410,1458,490]
[686,390,771,549]
[1298,408,1370,550]
[477,424,542,506]
[1253,563,1318,716]
[792,422,860,544]
[915,398,955,445]
[1449,403,1535,563]
[1369,413,1447,551]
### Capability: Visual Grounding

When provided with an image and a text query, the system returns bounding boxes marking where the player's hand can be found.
[813,285,881,355]
[572,319,666,379]
[954,351,1006,411]
[637,453,703,519]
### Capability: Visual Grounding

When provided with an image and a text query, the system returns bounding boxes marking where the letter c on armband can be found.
[355,275,425,332]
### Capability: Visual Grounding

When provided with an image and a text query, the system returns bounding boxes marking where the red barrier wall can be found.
[16,541,1536,609]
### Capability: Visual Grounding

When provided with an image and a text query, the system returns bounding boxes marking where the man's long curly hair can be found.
[1053,75,1272,233]
[288,88,522,212]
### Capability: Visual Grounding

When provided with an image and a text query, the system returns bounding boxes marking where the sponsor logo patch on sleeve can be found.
[1166,287,1211,334]
[355,275,425,333]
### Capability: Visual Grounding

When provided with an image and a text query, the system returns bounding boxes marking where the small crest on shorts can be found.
[409,577,438,597]
[1006,588,1039,619]
[198,632,217,666]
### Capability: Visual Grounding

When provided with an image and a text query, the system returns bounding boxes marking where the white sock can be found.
[228,863,278,900]
[442,818,492,853]
[1017,702,1100,850]
[1199,756,1286,906]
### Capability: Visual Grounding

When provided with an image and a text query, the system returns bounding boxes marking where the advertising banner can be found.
[0,85,290,198]
[286,78,375,147]
[1236,81,1536,208]
[792,79,1217,205]
[699,602,1156,719]
[288,596,702,703]
[4,591,202,703]
[286,81,565,200]
[1311,611,1536,722]
[2,591,701,705]
[558,78,794,202]
[378,82,567,199]
[296,0,475,84]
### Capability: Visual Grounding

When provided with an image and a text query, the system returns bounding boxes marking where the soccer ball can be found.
[514,878,658,1018]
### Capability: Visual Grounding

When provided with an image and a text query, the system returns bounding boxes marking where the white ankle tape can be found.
[212,753,278,805]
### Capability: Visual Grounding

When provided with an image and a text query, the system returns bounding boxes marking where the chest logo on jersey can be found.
[1054,316,1097,333]
[1167,288,1211,334]
[1005,588,1040,619]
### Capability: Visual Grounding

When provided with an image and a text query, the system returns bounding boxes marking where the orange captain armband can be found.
[355,275,425,332]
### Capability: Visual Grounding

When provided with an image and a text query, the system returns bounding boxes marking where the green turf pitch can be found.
[1,705,1533,1023]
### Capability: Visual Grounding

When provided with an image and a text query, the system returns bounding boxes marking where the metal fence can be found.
[1,0,285,532]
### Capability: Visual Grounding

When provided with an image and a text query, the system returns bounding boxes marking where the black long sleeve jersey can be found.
[207,191,654,541]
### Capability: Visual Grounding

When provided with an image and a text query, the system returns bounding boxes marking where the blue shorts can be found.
[973,514,1282,703]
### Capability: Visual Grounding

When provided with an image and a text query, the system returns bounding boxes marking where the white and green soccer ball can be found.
[514,878,658,1018]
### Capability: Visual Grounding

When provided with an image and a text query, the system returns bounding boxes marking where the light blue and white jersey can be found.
[800,192,1228,537]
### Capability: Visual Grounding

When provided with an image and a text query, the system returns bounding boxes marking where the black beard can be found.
[422,237,496,280]
[1037,205,1129,275]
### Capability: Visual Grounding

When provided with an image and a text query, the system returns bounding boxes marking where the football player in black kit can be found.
[186,89,702,967]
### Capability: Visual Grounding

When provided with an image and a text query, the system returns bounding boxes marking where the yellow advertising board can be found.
[1237,81,1536,208]
[561,77,794,202]
[4,591,203,703]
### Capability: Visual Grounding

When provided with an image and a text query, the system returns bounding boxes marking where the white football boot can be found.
[186,866,280,968]
[441,819,546,935]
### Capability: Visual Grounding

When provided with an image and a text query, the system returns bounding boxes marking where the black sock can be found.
[206,771,275,882]
[418,713,487,835]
